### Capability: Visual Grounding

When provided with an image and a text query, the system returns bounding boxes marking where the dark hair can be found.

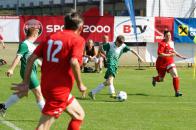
[116,35,125,43]
[163,30,170,37]
[26,27,38,37]
[64,11,83,30]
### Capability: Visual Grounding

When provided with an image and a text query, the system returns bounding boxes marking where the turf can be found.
[0,65,196,130]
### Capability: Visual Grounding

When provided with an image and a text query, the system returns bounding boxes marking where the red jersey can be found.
[156,40,175,68]
[33,30,85,96]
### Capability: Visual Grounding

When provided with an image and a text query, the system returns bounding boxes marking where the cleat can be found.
[88,92,96,100]
[175,92,183,97]
[152,77,156,87]
[110,93,117,98]
[0,103,6,117]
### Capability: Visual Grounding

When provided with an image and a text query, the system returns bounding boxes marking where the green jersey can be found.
[17,39,38,74]
[102,42,130,67]
[17,40,40,89]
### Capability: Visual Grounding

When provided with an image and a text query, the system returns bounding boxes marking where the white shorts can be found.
[83,56,102,63]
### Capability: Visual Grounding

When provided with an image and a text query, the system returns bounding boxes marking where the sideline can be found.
[0,116,23,130]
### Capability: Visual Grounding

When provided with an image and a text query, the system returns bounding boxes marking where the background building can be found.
[0,0,146,16]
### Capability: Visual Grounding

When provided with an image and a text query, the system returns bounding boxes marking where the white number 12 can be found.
[47,40,62,63]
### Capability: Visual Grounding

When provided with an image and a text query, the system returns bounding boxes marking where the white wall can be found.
[146,0,196,18]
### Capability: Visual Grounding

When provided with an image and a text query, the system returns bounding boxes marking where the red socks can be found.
[173,77,180,92]
[154,76,161,82]
[67,119,82,130]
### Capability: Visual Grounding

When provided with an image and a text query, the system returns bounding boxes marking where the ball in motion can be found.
[117,91,127,101]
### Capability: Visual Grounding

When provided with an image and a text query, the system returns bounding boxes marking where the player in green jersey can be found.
[89,35,144,100]
[0,27,45,117]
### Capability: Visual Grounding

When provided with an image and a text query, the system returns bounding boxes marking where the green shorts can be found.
[20,70,40,89]
[104,65,117,79]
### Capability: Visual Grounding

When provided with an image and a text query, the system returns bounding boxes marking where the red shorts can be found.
[42,93,75,118]
[156,63,176,78]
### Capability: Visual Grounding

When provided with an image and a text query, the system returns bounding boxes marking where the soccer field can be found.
[0,65,196,130]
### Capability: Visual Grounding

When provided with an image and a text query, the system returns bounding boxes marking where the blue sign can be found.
[174,18,196,44]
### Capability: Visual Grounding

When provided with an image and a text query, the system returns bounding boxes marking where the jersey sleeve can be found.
[17,42,28,57]
[71,37,85,65]
[157,42,165,55]
[102,43,110,52]
[122,45,131,53]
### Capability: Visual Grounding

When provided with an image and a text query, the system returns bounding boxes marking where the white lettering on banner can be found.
[123,25,147,33]
[190,27,196,36]
[83,25,110,33]
[46,25,64,32]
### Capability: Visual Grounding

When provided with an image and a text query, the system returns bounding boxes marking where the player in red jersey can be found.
[152,30,187,97]
[12,11,87,130]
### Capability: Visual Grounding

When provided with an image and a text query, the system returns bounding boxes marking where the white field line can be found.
[0,116,23,130]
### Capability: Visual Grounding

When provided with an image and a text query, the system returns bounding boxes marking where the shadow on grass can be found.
[76,96,121,103]
[128,93,150,96]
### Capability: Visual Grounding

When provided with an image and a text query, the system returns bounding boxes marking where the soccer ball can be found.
[117,91,127,101]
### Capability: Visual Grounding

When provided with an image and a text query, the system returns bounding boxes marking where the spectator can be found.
[82,39,100,72]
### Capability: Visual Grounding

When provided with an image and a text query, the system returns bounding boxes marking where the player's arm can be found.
[173,50,187,59]
[11,54,38,96]
[158,43,175,57]
[6,55,21,77]
[159,52,175,57]
[130,49,144,62]
[70,58,87,97]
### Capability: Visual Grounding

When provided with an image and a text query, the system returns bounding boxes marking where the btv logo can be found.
[123,25,147,33]
[178,25,188,36]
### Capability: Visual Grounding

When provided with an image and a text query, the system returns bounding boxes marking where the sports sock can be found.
[173,77,180,93]
[109,84,115,94]
[4,94,20,109]
[37,100,45,110]
[67,119,82,130]
[154,76,160,82]
[92,83,105,94]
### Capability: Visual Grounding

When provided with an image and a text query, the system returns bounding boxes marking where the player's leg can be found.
[0,94,20,117]
[167,65,182,97]
[93,57,99,72]
[29,71,45,110]
[66,95,85,130]
[89,80,106,100]
[152,67,166,87]
[36,114,56,130]
[82,56,88,71]
[104,66,117,97]
[98,56,104,73]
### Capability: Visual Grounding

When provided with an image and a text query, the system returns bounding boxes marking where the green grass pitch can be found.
[0,65,196,130]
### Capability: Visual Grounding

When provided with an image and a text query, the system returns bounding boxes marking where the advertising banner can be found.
[0,16,19,42]
[155,17,174,42]
[114,16,154,42]
[20,16,64,43]
[82,16,114,42]
[174,18,196,44]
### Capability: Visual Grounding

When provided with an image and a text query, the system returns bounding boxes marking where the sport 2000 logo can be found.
[23,19,43,37]
[46,25,111,33]
[83,25,110,33]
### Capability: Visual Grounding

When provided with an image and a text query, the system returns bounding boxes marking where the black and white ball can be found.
[117,91,127,101]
